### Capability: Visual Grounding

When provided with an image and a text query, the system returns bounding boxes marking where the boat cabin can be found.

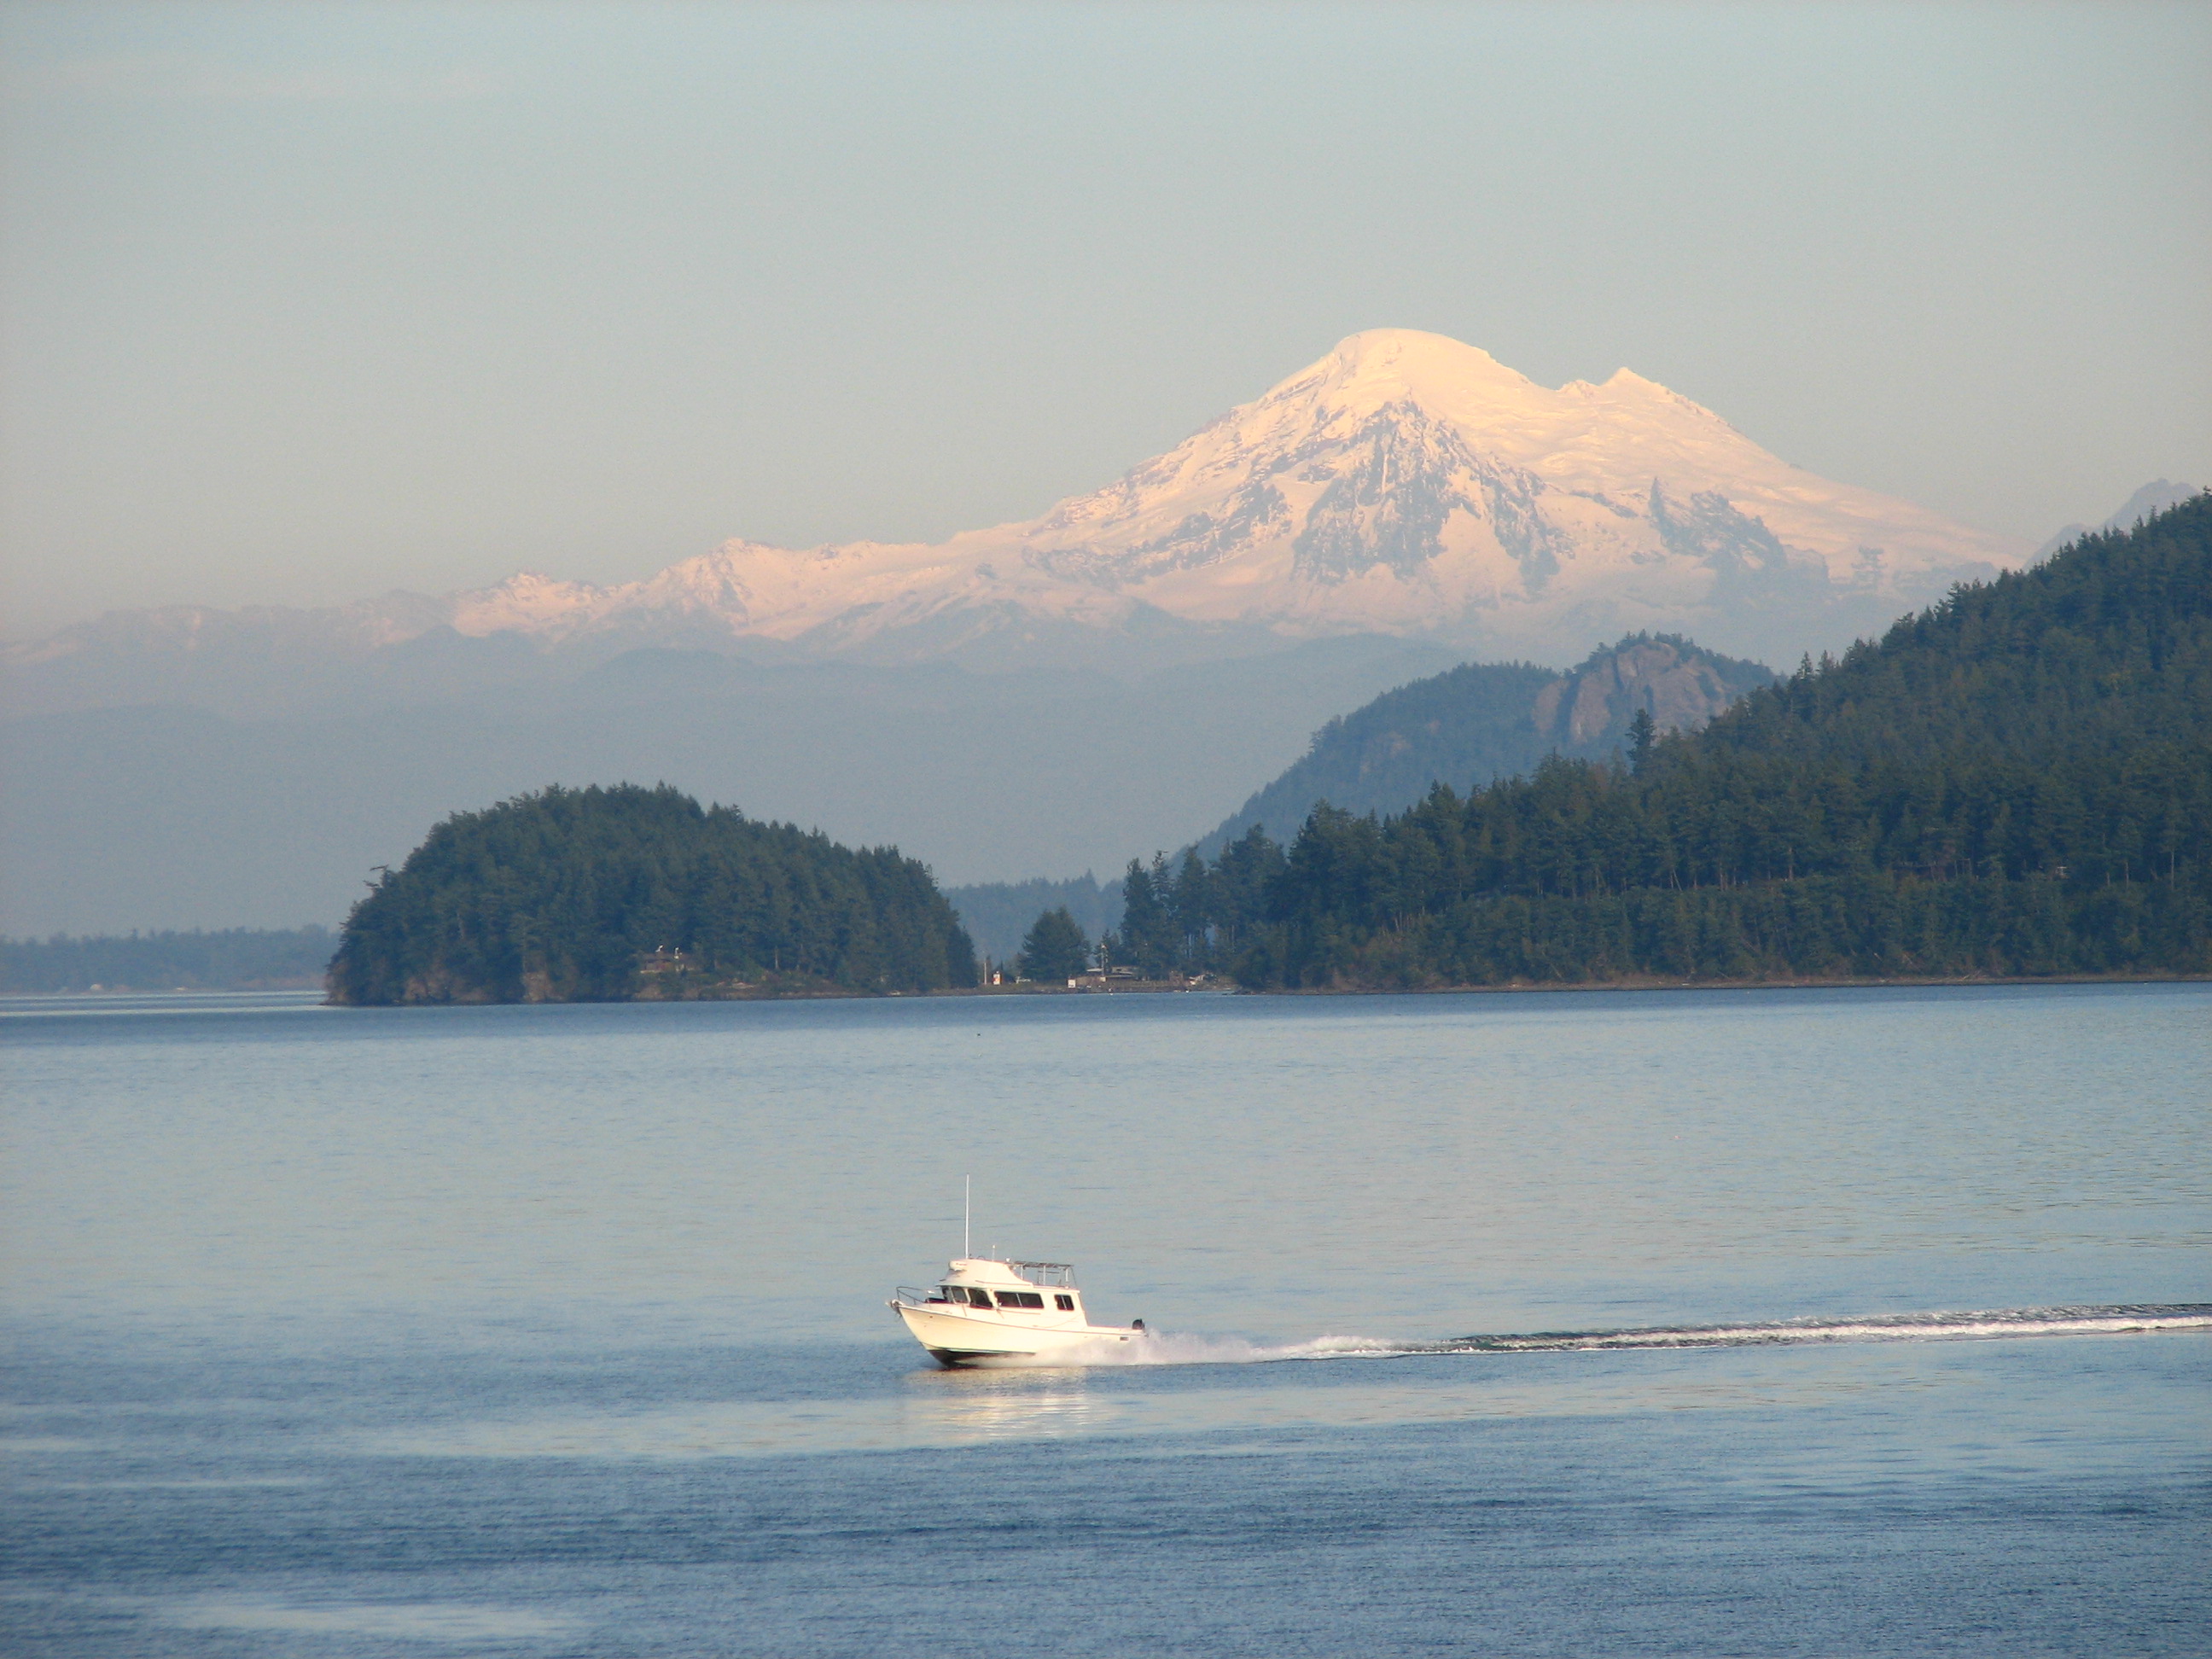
[926,1258,1090,1324]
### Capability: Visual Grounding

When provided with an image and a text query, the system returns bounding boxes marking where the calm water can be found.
[3,984,2207,1656]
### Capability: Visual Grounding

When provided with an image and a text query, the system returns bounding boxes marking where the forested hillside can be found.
[1192,636,1772,858]
[329,784,977,1004]
[1106,495,2211,987]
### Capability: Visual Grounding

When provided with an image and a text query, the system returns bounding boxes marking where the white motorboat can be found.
[890,1257,1148,1366]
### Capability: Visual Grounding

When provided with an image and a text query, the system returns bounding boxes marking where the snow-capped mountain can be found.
[9,329,2026,707]
[448,329,2022,658]
[992,329,2021,644]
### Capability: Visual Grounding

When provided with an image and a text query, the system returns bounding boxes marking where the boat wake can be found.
[1426,1302,2212,1354]
[1036,1304,2212,1368]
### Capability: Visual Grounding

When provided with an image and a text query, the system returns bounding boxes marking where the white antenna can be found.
[963,1174,970,1259]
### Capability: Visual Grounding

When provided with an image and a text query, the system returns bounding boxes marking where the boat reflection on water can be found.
[897,1365,1115,1446]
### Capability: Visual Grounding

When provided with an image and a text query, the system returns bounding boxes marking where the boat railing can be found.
[892,1265,1077,1306]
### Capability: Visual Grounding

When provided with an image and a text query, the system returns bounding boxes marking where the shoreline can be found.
[21,968,2189,1006]
[312,968,2212,1007]
[1250,969,2212,996]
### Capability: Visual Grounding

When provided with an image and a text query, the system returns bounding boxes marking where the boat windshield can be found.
[938,1284,1055,1310]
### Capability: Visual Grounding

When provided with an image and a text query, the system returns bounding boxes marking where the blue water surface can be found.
[3,983,2208,1656]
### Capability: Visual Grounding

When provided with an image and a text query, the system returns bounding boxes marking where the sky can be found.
[3,0,2207,637]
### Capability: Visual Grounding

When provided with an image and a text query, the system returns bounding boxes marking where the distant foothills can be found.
[10,496,2205,999]
[0,927,335,994]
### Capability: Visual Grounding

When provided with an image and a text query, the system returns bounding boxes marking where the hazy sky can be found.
[3,1,2207,635]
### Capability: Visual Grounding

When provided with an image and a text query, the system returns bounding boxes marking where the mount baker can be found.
[15,329,2024,682]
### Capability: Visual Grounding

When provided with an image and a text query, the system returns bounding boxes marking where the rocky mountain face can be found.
[6,329,2023,720]
[1530,635,1768,751]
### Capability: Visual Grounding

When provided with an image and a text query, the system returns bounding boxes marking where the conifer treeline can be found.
[1103,496,2212,987]
[329,784,978,1003]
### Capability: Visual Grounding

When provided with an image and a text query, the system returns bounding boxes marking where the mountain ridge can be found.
[7,330,2027,711]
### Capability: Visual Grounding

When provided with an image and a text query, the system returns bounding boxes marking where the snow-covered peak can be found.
[1308,329,1539,410]
[1202,332,1753,485]
[13,329,2030,677]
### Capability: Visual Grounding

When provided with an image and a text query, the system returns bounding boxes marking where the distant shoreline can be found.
[970,969,2211,997]
[1251,970,2212,996]
[1,977,329,997]
[419,968,2212,1004]
[22,969,2196,1005]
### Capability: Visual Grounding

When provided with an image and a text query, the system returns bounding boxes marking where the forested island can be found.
[1089,495,2210,989]
[328,784,978,1004]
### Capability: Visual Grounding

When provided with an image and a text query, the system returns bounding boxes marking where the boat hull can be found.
[894,1301,1143,1366]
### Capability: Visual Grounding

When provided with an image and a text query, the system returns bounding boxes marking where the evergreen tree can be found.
[1116,853,1182,975]
[1170,848,1214,963]
[1016,906,1091,981]
[1212,824,1287,948]
[1627,707,1656,776]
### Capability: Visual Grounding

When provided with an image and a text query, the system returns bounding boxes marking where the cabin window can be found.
[994,1290,1045,1309]
[947,1286,981,1305]
[1055,1294,1075,1311]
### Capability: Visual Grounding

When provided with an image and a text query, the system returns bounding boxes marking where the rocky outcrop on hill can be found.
[1531,635,1767,752]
